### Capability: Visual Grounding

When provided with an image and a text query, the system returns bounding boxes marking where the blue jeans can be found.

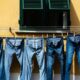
[46,37,64,80]
[5,38,24,80]
[0,38,5,80]
[65,35,80,80]
[23,38,46,80]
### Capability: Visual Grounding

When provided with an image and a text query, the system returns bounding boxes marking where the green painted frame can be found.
[22,0,43,9]
[48,0,70,10]
[19,0,70,30]
[19,0,23,30]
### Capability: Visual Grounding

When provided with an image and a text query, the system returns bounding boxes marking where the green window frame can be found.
[22,0,43,9]
[49,0,70,10]
[19,0,70,30]
[19,0,44,30]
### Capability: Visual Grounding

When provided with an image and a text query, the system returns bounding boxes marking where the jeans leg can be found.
[16,49,24,80]
[56,43,64,80]
[5,45,14,80]
[65,38,74,80]
[0,50,4,80]
[23,46,34,80]
[36,49,46,80]
[0,39,4,80]
[57,53,64,80]
[46,54,54,80]
[16,41,24,66]
[5,53,13,80]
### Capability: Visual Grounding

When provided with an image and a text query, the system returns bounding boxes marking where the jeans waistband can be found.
[6,38,24,47]
[47,37,63,42]
[26,38,44,48]
[47,37,63,46]
[67,34,80,37]
[26,37,44,40]
[26,38,44,42]
[67,35,80,43]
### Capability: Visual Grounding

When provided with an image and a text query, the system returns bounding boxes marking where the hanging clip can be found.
[53,33,55,38]
[74,32,76,37]
[42,34,44,38]
[46,34,48,38]
[9,27,16,45]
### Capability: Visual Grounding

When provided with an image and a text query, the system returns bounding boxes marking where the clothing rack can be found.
[0,27,80,40]
[1,27,80,77]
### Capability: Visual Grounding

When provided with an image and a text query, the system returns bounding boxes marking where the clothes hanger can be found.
[9,27,15,38]
[9,27,16,45]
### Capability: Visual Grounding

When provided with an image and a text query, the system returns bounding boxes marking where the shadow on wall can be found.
[74,54,80,75]
[70,1,80,28]
[10,54,20,73]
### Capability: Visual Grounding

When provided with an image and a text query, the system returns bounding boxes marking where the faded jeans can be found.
[5,38,24,80]
[65,35,80,80]
[23,38,46,80]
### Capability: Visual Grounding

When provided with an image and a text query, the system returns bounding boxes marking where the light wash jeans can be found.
[5,38,24,80]
[23,38,46,80]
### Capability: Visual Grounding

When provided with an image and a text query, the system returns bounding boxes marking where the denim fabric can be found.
[23,38,46,80]
[46,37,64,80]
[5,38,24,80]
[0,38,5,80]
[65,35,80,80]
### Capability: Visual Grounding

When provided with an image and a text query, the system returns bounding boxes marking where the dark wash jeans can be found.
[23,38,46,80]
[0,38,5,80]
[65,35,80,80]
[5,38,24,80]
[46,37,64,80]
